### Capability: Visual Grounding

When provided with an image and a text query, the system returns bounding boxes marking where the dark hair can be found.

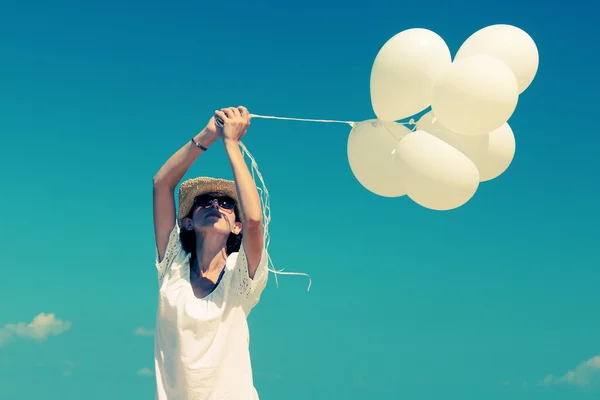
[179,202,243,261]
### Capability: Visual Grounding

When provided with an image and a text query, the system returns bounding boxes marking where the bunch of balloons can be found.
[347,24,539,210]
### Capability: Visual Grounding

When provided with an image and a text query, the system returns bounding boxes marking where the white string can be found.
[250,113,356,127]
[238,140,313,292]
[250,113,417,133]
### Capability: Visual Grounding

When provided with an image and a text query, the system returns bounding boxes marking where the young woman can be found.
[152,106,268,399]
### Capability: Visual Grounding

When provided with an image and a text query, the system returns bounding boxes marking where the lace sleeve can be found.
[230,244,269,313]
[155,224,183,284]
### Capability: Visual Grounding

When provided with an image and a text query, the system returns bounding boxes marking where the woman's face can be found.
[187,193,241,236]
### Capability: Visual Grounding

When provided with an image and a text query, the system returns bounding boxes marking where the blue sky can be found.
[1,0,598,399]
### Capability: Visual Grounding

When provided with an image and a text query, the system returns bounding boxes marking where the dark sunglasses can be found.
[194,194,236,212]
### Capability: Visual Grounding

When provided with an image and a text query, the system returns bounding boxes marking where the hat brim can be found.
[178,177,241,227]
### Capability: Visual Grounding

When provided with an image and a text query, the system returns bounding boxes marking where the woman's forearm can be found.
[224,139,263,227]
[153,129,217,190]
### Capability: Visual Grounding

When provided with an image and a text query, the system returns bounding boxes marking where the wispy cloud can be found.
[62,360,78,377]
[543,356,600,389]
[133,327,154,336]
[137,367,153,376]
[0,313,71,345]
[63,360,78,368]
[0,329,12,345]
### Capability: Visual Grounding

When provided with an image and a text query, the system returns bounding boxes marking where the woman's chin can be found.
[197,224,230,236]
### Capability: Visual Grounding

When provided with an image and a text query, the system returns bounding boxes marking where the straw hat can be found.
[178,176,241,227]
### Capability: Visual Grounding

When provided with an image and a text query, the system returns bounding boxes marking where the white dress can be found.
[154,224,268,400]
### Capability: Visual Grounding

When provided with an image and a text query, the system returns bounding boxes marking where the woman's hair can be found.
[179,203,243,260]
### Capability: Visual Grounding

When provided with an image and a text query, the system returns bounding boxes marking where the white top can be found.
[154,224,268,400]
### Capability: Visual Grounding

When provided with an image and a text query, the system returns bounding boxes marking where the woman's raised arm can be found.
[216,106,264,279]
[152,118,220,262]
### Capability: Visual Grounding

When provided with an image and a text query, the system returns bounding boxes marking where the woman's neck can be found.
[194,234,229,274]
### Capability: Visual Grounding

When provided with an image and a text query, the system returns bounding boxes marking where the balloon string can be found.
[238,140,313,292]
[382,124,401,142]
[378,119,418,143]
[250,113,356,127]
[247,113,417,153]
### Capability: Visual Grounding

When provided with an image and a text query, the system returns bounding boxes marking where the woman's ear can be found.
[181,217,194,231]
[232,221,243,235]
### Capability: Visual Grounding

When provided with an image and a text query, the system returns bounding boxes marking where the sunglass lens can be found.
[217,197,235,209]
[194,195,213,207]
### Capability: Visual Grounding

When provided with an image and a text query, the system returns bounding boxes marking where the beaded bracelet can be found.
[191,137,208,151]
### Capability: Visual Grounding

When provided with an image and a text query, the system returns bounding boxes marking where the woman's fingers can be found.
[217,106,249,125]
[238,106,250,120]
[214,110,226,125]
[229,107,240,117]
[221,108,233,119]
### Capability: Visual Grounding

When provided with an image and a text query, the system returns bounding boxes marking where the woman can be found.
[152,106,268,399]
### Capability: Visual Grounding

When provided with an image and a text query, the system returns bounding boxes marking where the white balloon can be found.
[370,28,451,121]
[396,130,480,210]
[416,111,488,162]
[455,24,539,94]
[431,54,519,136]
[475,123,516,182]
[416,112,516,182]
[347,120,410,197]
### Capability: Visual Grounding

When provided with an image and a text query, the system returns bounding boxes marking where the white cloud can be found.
[63,360,78,368]
[133,327,155,336]
[543,356,600,389]
[0,313,71,345]
[62,360,78,377]
[137,367,153,376]
[0,329,12,345]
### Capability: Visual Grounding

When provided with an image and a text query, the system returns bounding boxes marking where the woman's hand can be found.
[204,115,220,137]
[200,115,222,143]
[190,115,223,151]
[215,106,251,144]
